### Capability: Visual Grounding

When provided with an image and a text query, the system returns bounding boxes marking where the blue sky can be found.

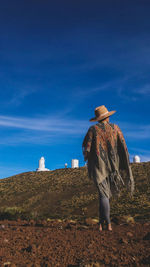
[0,0,150,178]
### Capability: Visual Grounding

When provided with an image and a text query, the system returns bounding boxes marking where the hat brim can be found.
[89,110,116,122]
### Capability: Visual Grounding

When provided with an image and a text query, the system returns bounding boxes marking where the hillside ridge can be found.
[0,162,149,221]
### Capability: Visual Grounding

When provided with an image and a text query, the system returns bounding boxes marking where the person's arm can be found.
[82,127,93,161]
[83,151,89,161]
[116,125,135,195]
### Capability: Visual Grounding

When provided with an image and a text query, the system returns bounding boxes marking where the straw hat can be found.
[89,105,116,122]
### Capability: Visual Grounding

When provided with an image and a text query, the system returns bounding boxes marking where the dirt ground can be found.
[0,220,149,267]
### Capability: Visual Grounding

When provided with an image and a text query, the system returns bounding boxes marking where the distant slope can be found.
[0,162,149,221]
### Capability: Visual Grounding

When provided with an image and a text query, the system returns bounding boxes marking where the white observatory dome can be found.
[36,157,50,171]
[133,155,141,163]
[71,159,79,168]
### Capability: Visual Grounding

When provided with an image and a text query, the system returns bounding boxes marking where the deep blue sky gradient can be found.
[0,0,150,178]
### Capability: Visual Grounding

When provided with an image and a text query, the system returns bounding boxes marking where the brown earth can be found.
[0,219,149,267]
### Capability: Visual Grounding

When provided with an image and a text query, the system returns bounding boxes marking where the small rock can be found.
[68,219,77,225]
[77,225,88,230]
[85,218,98,226]
[123,216,135,224]
[3,262,11,266]
[141,255,150,264]
[111,254,118,260]
[47,218,53,222]
[0,224,5,229]
[143,232,150,240]
[126,232,133,238]
[143,222,150,227]
[57,219,63,222]
[111,216,124,225]
[119,237,128,244]
[65,223,72,230]
[80,262,101,267]
[29,220,35,226]
[42,220,47,226]
[112,216,135,225]
[22,245,32,253]
[32,244,37,253]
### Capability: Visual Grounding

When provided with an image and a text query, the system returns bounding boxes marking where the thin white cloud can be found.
[135,84,150,96]
[0,114,89,134]
[8,87,36,106]
[0,133,55,145]
[140,155,150,162]
[71,76,130,100]
[0,115,149,146]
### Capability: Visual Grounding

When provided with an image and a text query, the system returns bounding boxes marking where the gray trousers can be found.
[95,177,111,224]
[98,192,110,224]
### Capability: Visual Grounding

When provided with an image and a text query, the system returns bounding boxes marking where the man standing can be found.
[82,105,134,231]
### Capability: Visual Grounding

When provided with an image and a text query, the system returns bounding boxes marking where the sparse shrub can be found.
[0,206,27,220]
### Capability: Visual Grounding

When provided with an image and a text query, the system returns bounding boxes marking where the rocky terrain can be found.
[0,162,149,266]
[0,219,150,267]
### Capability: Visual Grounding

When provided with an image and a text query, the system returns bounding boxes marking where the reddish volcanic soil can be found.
[0,220,149,267]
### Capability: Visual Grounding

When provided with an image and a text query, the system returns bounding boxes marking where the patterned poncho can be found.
[82,121,134,198]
